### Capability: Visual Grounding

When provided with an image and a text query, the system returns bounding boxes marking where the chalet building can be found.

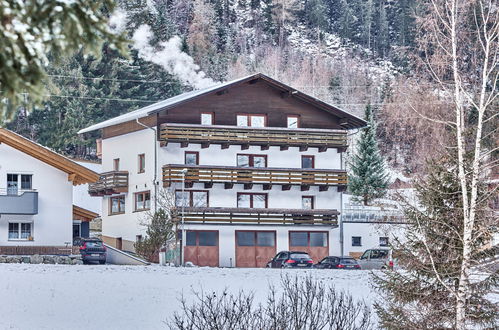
[0,129,99,255]
[79,73,366,267]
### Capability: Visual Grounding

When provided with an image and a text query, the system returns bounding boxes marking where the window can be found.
[237,154,267,167]
[301,155,315,169]
[186,231,218,246]
[287,115,300,128]
[236,114,267,127]
[379,237,389,247]
[110,195,126,215]
[237,193,267,208]
[236,231,275,247]
[136,235,143,243]
[7,174,18,195]
[302,196,314,209]
[113,158,120,171]
[290,231,328,247]
[201,112,214,125]
[175,190,208,207]
[21,175,32,190]
[8,222,32,240]
[185,152,199,165]
[352,236,362,247]
[138,154,145,173]
[134,191,151,211]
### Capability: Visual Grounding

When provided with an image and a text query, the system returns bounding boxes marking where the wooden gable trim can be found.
[73,205,99,222]
[0,129,99,185]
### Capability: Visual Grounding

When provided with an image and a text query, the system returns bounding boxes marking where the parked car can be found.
[313,256,361,270]
[76,238,107,264]
[357,248,393,270]
[266,251,314,268]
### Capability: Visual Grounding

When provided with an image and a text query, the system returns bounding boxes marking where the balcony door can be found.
[7,174,18,195]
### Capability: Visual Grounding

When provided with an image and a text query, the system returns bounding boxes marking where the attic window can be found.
[201,113,214,125]
[287,115,299,128]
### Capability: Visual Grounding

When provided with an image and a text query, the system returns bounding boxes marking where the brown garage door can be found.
[184,230,219,267]
[236,231,276,268]
[289,231,329,263]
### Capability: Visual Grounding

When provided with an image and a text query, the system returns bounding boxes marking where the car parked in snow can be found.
[313,256,361,270]
[76,238,107,264]
[266,251,314,268]
[357,248,393,270]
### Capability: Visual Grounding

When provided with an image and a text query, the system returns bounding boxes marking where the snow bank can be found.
[0,264,376,329]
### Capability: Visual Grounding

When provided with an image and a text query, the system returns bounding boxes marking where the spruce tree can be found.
[373,155,497,329]
[348,104,389,205]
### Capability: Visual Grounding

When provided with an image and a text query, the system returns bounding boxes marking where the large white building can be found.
[80,73,371,267]
[0,129,99,254]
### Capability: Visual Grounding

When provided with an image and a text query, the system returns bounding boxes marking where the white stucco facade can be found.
[0,144,73,246]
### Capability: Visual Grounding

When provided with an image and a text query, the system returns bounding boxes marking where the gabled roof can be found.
[79,73,366,134]
[0,129,99,185]
[73,205,99,222]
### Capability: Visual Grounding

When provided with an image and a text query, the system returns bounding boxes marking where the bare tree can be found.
[410,1,498,328]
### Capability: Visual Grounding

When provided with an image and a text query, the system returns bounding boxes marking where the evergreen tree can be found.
[373,155,497,329]
[348,104,389,205]
[135,209,175,262]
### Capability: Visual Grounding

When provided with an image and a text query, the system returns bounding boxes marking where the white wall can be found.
[0,144,73,246]
[342,222,407,256]
[74,161,102,214]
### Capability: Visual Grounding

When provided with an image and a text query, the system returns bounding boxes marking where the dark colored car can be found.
[266,251,314,268]
[76,238,107,264]
[313,256,361,270]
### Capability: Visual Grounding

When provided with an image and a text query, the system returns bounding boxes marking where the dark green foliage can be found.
[0,0,128,120]
[373,155,498,329]
[348,104,390,205]
[135,209,175,262]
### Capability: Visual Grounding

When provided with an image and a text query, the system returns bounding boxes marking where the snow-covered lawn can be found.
[0,264,378,330]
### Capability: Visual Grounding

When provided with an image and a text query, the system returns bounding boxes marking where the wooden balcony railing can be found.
[159,123,348,151]
[176,207,339,226]
[88,171,129,196]
[163,165,347,190]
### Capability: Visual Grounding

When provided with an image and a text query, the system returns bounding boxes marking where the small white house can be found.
[0,128,99,254]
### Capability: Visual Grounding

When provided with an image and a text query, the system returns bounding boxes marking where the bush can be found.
[170,275,372,330]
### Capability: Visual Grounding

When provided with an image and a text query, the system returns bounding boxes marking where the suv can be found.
[266,251,314,268]
[77,238,107,264]
[357,248,393,270]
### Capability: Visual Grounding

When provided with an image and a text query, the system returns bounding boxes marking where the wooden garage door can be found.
[184,230,219,267]
[236,231,276,268]
[289,231,328,263]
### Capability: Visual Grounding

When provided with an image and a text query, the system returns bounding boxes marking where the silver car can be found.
[357,248,393,270]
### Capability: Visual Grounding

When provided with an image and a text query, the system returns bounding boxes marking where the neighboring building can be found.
[0,129,99,254]
[79,73,366,266]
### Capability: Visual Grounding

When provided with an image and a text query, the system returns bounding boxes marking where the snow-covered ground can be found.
[0,264,377,330]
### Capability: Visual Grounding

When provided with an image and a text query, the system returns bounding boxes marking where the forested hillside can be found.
[7,0,418,166]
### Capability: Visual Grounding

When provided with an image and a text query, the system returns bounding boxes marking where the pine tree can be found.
[348,104,389,205]
[373,155,497,329]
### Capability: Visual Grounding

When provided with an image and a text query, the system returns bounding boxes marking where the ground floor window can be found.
[186,231,218,246]
[352,236,362,246]
[236,231,275,247]
[289,231,327,247]
[379,236,389,247]
[8,222,32,240]
[73,223,81,238]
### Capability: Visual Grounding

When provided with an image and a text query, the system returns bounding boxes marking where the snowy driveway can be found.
[0,264,377,330]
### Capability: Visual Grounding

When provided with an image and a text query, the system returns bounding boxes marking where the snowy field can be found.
[0,264,378,330]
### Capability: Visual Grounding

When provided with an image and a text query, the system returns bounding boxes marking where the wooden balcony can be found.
[163,165,347,191]
[176,207,339,226]
[88,171,129,196]
[159,123,348,151]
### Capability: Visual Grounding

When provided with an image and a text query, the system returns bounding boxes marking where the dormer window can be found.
[287,115,300,128]
[201,113,214,125]
[237,114,266,127]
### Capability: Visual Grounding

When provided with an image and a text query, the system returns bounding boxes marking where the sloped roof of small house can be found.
[79,73,366,134]
[0,128,99,185]
[73,205,99,222]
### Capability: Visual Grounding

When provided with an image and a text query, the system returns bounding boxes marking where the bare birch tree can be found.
[414,1,497,328]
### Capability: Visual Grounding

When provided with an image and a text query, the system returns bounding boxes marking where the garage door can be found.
[289,231,328,263]
[184,230,219,267]
[236,231,276,268]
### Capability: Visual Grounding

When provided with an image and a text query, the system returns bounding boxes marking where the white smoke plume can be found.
[132,25,216,90]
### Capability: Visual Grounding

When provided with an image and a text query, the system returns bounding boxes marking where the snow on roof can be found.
[78,74,256,134]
